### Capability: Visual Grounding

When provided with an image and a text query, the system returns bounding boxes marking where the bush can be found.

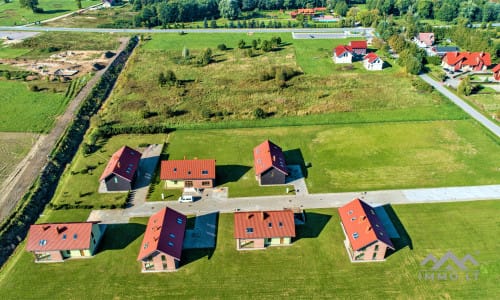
[201,108,212,119]
[254,107,266,119]
[425,56,442,65]
[217,44,227,51]
[238,39,246,49]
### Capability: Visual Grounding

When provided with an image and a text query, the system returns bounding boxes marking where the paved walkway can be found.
[88,184,500,224]
[419,74,500,138]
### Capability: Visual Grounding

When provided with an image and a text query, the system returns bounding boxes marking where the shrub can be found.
[201,108,212,119]
[253,107,266,119]
[238,39,246,49]
[217,44,227,51]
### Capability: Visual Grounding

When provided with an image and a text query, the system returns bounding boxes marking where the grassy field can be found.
[0,132,37,186]
[0,200,498,299]
[467,91,500,124]
[101,34,466,128]
[0,0,100,26]
[0,80,69,132]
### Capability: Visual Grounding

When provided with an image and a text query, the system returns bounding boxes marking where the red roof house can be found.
[333,45,353,64]
[160,159,216,189]
[363,53,384,71]
[442,52,491,72]
[26,222,105,262]
[290,7,326,18]
[137,207,187,272]
[253,140,288,185]
[349,40,368,56]
[417,32,435,47]
[99,145,142,192]
[493,64,500,81]
[338,199,394,262]
[234,210,296,250]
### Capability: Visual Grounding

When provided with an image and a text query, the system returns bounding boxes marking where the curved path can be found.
[419,74,500,138]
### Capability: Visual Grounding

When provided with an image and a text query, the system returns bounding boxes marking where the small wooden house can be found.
[99,146,142,192]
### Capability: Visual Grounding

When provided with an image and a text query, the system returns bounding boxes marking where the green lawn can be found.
[0,0,101,26]
[101,34,466,128]
[50,134,169,209]
[0,132,36,186]
[0,80,68,132]
[0,201,498,299]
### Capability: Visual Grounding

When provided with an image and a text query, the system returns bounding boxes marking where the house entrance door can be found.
[185,181,193,188]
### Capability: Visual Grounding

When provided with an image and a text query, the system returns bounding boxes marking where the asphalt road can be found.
[419,74,500,138]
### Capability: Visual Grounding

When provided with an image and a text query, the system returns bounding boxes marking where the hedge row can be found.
[0,37,139,268]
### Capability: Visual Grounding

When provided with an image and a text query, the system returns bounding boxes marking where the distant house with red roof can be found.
[338,199,395,262]
[442,52,491,72]
[99,146,141,192]
[234,210,296,250]
[160,159,216,189]
[415,32,435,48]
[290,7,326,18]
[253,140,288,185]
[333,45,353,64]
[349,40,368,56]
[363,53,383,71]
[137,208,186,272]
[493,64,500,81]
[26,222,105,262]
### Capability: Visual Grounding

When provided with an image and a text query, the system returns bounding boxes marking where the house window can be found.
[372,252,377,260]
[374,245,379,252]
[202,170,208,175]
[173,181,178,184]
[113,177,118,183]
[351,217,356,221]
[187,171,191,175]
[143,242,149,249]
[39,239,47,246]
[202,181,211,186]
[161,255,166,261]
[176,217,183,224]
[169,233,176,238]
[73,234,78,240]
[348,210,353,215]
[268,222,272,228]
[352,232,359,239]
[173,168,177,172]
[62,234,67,240]
[279,222,283,228]
[246,227,254,233]
[168,242,174,247]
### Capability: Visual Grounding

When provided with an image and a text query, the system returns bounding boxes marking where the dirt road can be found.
[0,37,129,222]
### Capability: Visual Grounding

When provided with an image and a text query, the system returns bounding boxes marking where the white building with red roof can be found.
[442,52,491,72]
[160,159,216,189]
[493,64,500,81]
[415,32,435,48]
[26,222,105,263]
[338,199,395,262]
[137,208,187,272]
[333,45,353,64]
[234,210,296,250]
[363,53,384,71]
[349,40,368,56]
[99,145,142,192]
[253,140,288,185]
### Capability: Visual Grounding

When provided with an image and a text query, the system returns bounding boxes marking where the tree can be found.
[218,0,240,20]
[253,108,266,119]
[457,76,473,96]
[251,39,258,49]
[19,0,39,12]
[261,40,272,52]
[404,55,423,75]
[388,34,406,53]
[197,48,213,66]
[334,1,348,17]
[158,72,167,87]
[416,0,433,19]
[76,0,82,9]
[238,39,246,49]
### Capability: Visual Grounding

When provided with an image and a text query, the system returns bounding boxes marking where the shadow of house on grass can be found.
[283,148,308,178]
[97,223,146,253]
[294,212,331,242]
[379,204,413,258]
[182,212,219,267]
[216,165,251,186]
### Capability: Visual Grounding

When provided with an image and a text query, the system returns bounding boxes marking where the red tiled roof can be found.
[160,159,216,180]
[334,45,352,57]
[137,208,186,261]
[253,140,288,176]
[349,40,367,49]
[492,64,500,73]
[26,222,95,251]
[442,52,465,66]
[99,146,142,182]
[234,210,296,239]
[364,52,379,63]
[462,52,491,67]
[338,199,394,251]
[418,32,434,46]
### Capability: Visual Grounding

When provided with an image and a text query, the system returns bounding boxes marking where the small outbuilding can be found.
[253,140,288,185]
[234,210,296,250]
[137,208,187,272]
[99,146,142,192]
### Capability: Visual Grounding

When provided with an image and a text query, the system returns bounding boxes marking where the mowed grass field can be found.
[0,132,36,186]
[101,33,466,127]
[0,80,68,132]
[0,201,498,299]
[0,0,100,26]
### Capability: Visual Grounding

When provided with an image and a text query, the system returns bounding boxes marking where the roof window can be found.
[62,234,67,240]
[176,217,183,224]
[279,222,283,228]
[168,242,174,247]
[169,233,176,238]
[246,227,254,233]
[348,210,353,215]
[39,239,47,246]
[268,222,272,228]
[202,170,208,175]
[353,232,359,239]
[73,234,78,240]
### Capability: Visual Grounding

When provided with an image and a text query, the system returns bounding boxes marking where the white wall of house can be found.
[334,52,352,64]
[364,59,383,71]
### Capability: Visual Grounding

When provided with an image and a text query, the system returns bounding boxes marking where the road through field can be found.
[0,37,129,222]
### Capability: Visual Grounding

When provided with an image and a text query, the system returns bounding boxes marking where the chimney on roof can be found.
[261,212,269,220]
[56,226,66,234]
[42,225,51,231]
[248,213,254,219]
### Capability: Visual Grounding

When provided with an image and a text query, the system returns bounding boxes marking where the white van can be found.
[178,195,194,203]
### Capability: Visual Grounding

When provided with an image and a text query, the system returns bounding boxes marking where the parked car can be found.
[178,195,194,203]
